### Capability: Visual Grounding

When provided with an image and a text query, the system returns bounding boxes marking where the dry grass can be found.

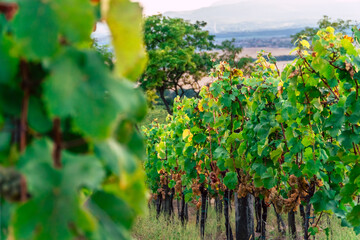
[210,48,294,58]
[239,48,294,58]
[132,202,358,240]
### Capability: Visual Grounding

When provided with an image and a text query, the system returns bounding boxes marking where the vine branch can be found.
[52,118,62,168]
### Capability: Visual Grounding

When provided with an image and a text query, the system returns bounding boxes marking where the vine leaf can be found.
[347,205,360,227]
[95,139,147,215]
[12,0,59,60]
[52,0,95,44]
[13,139,105,239]
[43,49,141,139]
[12,0,95,60]
[102,0,147,80]
[27,97,53,134]
[223,172,238,190]
[88,191,135,239]
[0,36,18,83]
[95,139,137,175]
[270,146,283,164]
[193,133,207,144]
[214,146,229,159]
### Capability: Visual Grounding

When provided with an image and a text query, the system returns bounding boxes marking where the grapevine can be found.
[0,0,148,239]
[143,27,360,239]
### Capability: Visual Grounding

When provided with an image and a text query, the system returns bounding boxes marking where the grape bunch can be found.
[0,167,25,202]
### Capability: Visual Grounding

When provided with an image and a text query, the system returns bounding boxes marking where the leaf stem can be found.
[19,60,30,152]
[52,118,62,168]
[280,123,289,151]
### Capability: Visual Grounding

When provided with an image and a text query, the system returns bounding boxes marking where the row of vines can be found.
[143,27,360,239]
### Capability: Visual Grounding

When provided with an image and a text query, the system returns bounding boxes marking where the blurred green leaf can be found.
[104,0,147,80]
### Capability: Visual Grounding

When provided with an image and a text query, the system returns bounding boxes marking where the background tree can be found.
[140,15,215,114]
[291,15,353,43]
[92,40,114,70]
[217,38,253,75]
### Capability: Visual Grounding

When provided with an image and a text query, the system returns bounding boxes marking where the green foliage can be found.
[14,139,103,239]
[141,104,168,127]
[291,15,353,44]
[143,26,360,236]
[223,172,238,190]
[217,38,253,74]
[217,38,243,65]
[139,15,215,113]
[0,0,147,239]
[92,41,114,69]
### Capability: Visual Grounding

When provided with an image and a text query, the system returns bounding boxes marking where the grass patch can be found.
[132,202,358,240]
[132,205,224,240]
[141,104,169,127]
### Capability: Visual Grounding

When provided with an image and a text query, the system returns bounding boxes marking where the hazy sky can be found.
[133,0,219,15]
[133,0,360,15]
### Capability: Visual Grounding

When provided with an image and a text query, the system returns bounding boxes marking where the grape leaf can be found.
[347,205,360,227]
[27,97,53,134]
[12,0,59,60]
[193,133,207,143]
[88,191,135,239]
[103,0,147,80]
[94,139,137,176]
[43,49,139,139]
[14,138,105,239]
[223,171,238,190]
[0,36,18,83]
[52,0,94,44]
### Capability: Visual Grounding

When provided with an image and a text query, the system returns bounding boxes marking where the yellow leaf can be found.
[102,0,147,80]
[300,40,310,49]
[326,26,335,34]
[277,81,284,97]
[182,129,193,142]
[182,129,191,140]
[198,100,204,112]
[343,35,354,43]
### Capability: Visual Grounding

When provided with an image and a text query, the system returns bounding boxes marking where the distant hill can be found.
[165,0,360,33]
